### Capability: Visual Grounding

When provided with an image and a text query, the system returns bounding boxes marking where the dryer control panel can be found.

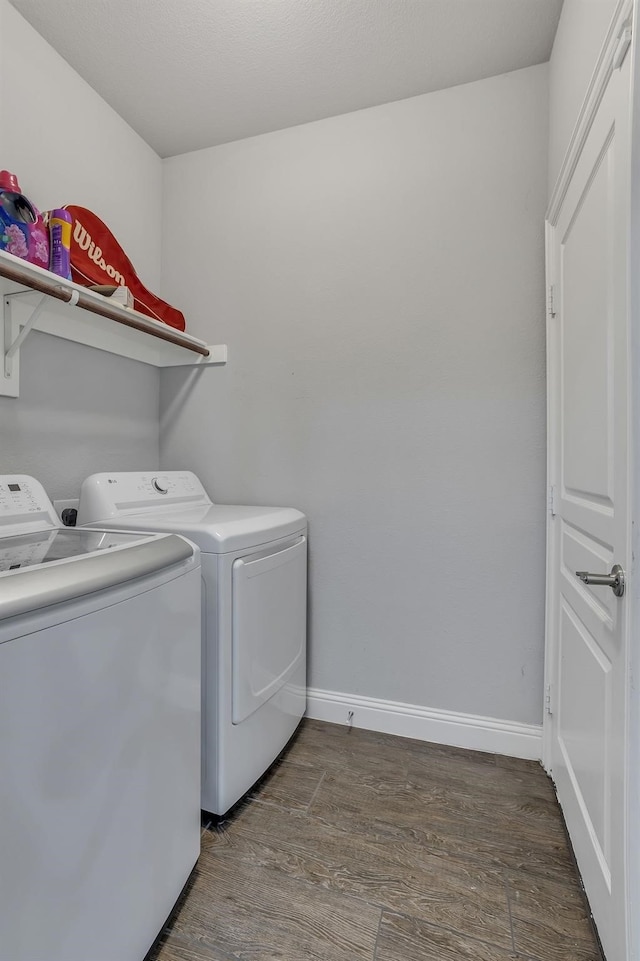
[0,475,60,534]
[78,471,211,524]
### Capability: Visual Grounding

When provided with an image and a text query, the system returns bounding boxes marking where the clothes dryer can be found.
[0,475,201,961]
[78,471,307,816]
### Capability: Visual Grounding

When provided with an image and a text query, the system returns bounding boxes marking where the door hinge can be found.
[547,284,556,318]
[548,484,557,517]
[545,683,553,716]
[613,24,632,70]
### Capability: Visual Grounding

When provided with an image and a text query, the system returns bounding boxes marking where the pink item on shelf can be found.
[0,171,49,269]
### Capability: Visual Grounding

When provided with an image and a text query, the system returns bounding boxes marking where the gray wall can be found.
[0,2,162,498]
[1,333,159,499]
[160,64,549,726]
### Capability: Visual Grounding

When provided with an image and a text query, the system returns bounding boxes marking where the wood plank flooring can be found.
[147,720,603,961]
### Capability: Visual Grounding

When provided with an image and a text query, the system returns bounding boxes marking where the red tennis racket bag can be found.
[64,205,186,331]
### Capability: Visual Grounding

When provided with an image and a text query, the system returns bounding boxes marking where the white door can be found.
[546,41,631,961]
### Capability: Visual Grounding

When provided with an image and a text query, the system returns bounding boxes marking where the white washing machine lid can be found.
[83,504,306,554]
[0,475,197,622]
[0,526,194,622]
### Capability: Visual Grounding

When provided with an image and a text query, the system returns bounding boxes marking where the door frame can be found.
[544,1,638,957]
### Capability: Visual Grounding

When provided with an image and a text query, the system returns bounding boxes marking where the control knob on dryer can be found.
[152,476,169,494]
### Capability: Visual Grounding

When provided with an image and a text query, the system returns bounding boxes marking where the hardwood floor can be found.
[147,720,603,961]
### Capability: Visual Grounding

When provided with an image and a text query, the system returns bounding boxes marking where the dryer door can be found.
[232,535,307,724]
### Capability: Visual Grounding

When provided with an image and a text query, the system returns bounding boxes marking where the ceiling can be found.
[9,0,563,159]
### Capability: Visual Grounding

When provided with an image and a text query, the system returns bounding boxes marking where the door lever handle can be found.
[575,564,625,597]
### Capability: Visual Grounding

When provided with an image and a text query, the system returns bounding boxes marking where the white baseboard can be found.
[306,688,542,760]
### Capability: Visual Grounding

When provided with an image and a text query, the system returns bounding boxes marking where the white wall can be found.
[160,64,549,726]
[0,1,163,497]
[548,0,618,193]
[2,333,160,498]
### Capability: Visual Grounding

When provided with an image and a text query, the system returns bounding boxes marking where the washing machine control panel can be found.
[0,475,59,533]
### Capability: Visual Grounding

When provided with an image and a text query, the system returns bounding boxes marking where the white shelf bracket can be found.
[5,292,48,371]
[0,249,225,394]
[2,290,57,397]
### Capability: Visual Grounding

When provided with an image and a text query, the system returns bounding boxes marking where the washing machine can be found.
[0,474,201,961]
[78,471,307,816]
